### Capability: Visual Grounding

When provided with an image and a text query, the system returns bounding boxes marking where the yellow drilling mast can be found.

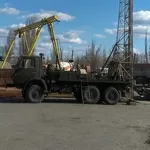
[0,15,61,69]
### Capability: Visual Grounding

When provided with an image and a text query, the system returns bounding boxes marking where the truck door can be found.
[13,57,37,87]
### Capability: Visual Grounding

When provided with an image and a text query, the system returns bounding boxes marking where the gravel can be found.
[0,99,149,150]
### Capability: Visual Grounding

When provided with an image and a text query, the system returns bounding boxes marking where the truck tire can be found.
[104,87,120,105]
[25,85,44,103]
[84,86,100,104]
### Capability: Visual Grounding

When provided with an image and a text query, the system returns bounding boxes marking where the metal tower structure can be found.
[103,0,133,82]
[101,0,134,102]
[111,0,133,81]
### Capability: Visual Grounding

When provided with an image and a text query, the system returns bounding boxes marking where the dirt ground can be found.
[0,98,149,150]
[0,87,21,96]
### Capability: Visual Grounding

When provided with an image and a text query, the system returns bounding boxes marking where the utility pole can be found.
[145,31,148,63]
[71,50,74,60]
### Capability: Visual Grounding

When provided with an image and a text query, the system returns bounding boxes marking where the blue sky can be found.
[0,0,150,57]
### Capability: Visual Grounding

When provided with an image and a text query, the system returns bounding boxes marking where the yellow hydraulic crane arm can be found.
[14,15,59,35]
[0,15,59,69]
[48,23,61,69]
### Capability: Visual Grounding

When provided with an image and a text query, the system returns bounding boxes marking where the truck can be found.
[0,15,132,105]
[10,53,130,105]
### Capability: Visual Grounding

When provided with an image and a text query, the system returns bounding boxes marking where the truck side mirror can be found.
[39,53,44,60]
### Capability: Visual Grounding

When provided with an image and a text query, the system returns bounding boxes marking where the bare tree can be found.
[134,53,139,63]
[5,29,16,61]
[19,16,37,55]
[148,45,150,63]
[60,48,64,61]
[82,41,103,70]
[50,50,56,63]
[63,51,71,62]
[102,48,107,65]
[137,53,146,63]
[0,46,5,57]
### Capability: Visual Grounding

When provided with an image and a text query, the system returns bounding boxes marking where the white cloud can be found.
[43,30,86,44]
[35,42,53,55]
[9,23,45,33]
[104,25,150,38]
[0,24,46,47]
[104,28,117,35]
[57,30,86,44]
[133,10,150,38]
[0,5,20,15]
[133,10,150,25]
[0,28,9,35]
[37,42,52,49]
[10,23,26,29]
[0,27,85,56]
[0,38,6,46]
[20,9,75,21]
[133,25,150,38]
[95,34,106,38]
[37,42,52,48]
[0,28,9,46]
[104,10,150,38]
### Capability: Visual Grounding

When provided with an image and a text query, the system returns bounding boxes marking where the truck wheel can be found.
[84,86,100,104]
[25,85,44,103]
[104,87,120,105]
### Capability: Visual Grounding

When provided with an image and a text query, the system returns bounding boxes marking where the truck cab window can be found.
[20,58,35,68]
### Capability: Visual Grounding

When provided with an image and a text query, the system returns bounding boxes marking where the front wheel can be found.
[25,85,44,103]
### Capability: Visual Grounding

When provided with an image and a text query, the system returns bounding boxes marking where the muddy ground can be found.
[0,97,149,150]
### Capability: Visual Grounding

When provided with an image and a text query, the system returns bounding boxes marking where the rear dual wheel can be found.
[84,86,100,104]
[73,86,100,104]
[103,87,120,105]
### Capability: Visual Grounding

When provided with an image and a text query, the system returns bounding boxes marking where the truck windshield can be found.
[21,58,35,69]
[15,58,35,69]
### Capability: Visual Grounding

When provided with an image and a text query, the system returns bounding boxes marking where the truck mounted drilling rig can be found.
[0,0,134,105]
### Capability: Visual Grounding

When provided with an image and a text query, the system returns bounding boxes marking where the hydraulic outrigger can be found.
[0,15,61,69]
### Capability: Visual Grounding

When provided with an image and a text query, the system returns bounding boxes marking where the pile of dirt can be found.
[0,88,21,97]
[0,61,12,69]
